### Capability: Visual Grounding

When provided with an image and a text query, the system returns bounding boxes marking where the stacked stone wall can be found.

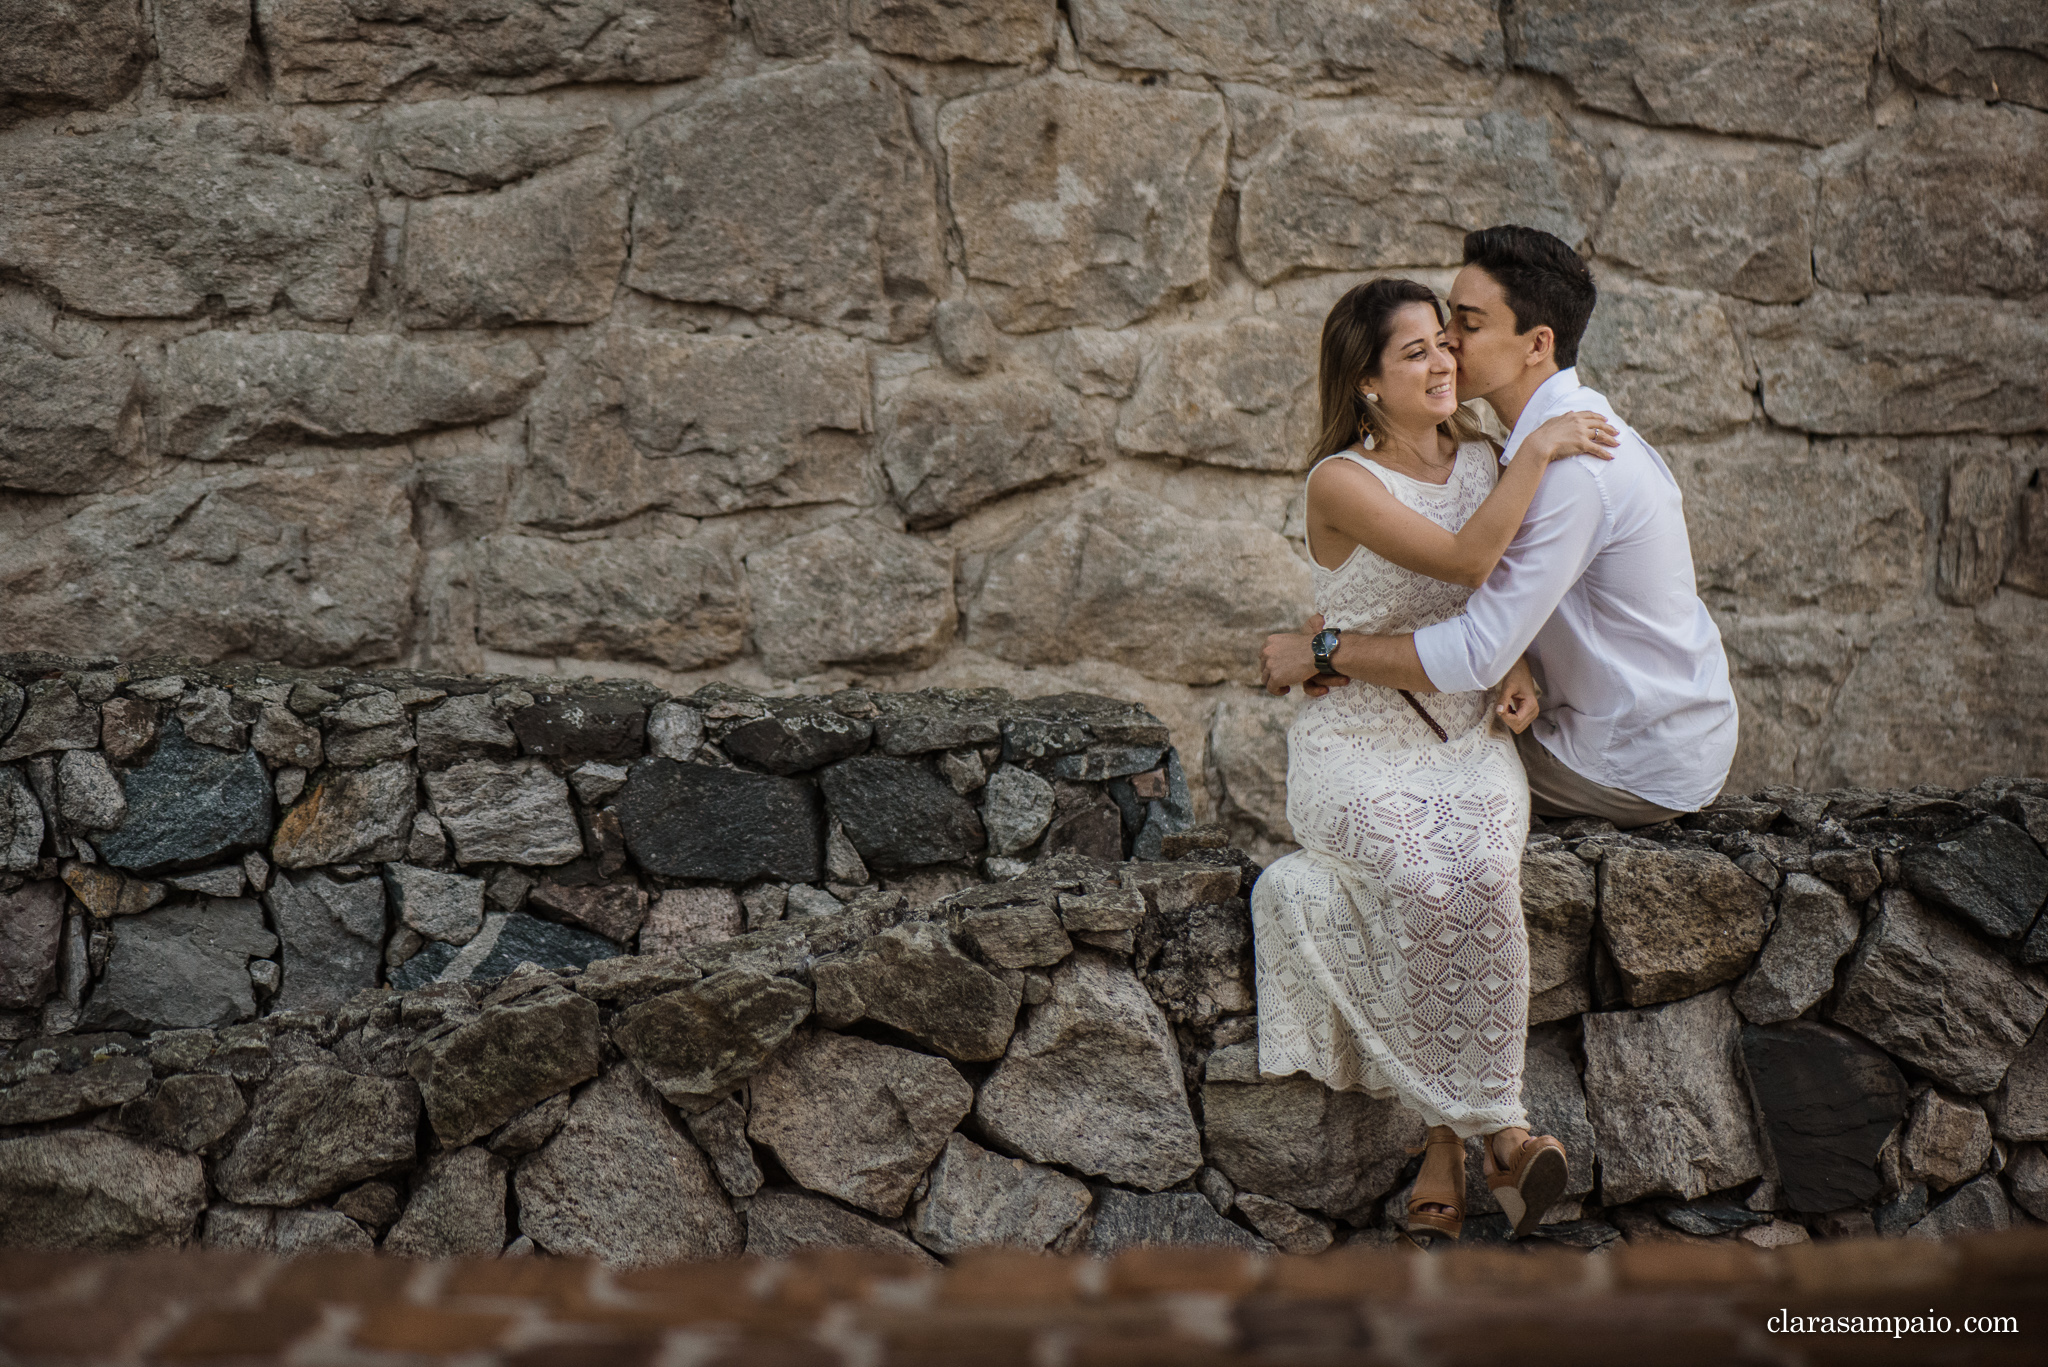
[3,658,2048,1257]
[1,1,2044,853]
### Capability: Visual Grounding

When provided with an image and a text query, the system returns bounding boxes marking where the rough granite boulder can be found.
[514,1066,742,1266]
[1597,848,1771,1007]
[819,756,985,872]
[409,979,601,1147]
[1992,1020,2048,1143]
[747,1029,973,1218]
[265,870,385,1015]
[1523,850,1598,1023]
[0,1132,205,1252]
[744,520,957,679]
[0,0,147,111]
[271,760,416,870]
[1085,1189,1268,1256]
[122,1072,246,1154]
[383,1146,508,1259]
[1733,873,1862,1025]
[813,922,1020,1062]
[424,759,583,867]
[1832,889,2048,1095]
[976,950,1202,1192]
[97,719,271,874]
[80,898,278,1033]
[1899,817,2048,945]
[744,1188,936,1264]
[618,759,823,883]
[0,879,64,1010]
[383,864,485,945]
[879,371,1103,529]
[613,969,812,1102]
[0,768,45,872]
[1582,988,1762,1206]
[910,1132,1092,1255]
[213,1065,419,1206]
[1901,1089,1994,1193]
[1740,1020,1908,1213]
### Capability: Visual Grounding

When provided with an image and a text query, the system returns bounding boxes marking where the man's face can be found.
[1445,265,1531,403]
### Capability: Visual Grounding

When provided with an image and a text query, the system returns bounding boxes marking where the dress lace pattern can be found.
[1251,443,1532,1136]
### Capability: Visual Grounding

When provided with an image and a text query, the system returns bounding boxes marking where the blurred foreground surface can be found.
[2,1230,2043,1366]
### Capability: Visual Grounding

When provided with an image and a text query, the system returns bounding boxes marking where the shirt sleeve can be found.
[1412,458,1609,692]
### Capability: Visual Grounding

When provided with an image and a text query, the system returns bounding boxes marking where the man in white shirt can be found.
[1259,225,1738,826]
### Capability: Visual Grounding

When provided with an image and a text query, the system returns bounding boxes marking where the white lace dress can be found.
[1251,442,1532,1137]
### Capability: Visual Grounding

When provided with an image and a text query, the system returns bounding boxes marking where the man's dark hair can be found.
[1461,225,1596,368]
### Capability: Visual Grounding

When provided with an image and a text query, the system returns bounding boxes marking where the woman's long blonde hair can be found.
[1308,278,1487,464]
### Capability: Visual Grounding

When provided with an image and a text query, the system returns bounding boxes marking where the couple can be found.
[1252,226,1738,1241]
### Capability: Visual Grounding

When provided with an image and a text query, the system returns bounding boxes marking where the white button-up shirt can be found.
[1412,367,1738,812]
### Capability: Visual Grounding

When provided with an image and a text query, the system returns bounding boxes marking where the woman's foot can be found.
[1483,1128,1569,1239]
[1406,1125,1466,1239]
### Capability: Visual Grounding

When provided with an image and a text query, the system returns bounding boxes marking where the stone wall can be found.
[1,1,2044,852]
[4,659,2048,1257]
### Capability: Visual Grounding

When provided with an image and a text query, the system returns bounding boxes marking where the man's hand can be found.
[1262,614,1351,697]
[1496,656,1540,734]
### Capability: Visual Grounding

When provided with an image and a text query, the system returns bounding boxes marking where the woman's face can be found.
[1364,302,1459,428]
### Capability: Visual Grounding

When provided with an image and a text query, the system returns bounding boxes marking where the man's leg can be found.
[1514,730,1687,829]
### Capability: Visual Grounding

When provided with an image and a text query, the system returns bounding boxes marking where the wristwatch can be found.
[1311,628,1341,675]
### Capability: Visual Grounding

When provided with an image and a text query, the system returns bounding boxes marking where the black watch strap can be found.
[1311,629,1340,674]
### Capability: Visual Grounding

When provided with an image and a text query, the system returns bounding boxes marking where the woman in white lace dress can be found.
[1251,279,1614,1240]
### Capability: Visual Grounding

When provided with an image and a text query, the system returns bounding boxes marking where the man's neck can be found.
[1485,362,1563,431]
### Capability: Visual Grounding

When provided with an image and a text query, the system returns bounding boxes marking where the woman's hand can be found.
[1524,410,1619,464]
[1496,657,1540,734]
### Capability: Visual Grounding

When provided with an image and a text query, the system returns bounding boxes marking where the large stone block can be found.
[375,103,614,197]
[96,718,271,874]
[424,759,581,867]
[1505,0,1878,146]
[80,898,277,1032]
[910,1132,1090,1255]
[850,0,1054,62]
[1733,873,1862,1024]
[1833,889,2048,1093]
[964,487,1314,685]
[0,880,62,1011]
[1114,317,1320,472]
[1740,1019,1908,1213]
[1993,1019,2048,1142]
[410,979,601,1146]
[748,1028,972,1218]
[746,520,955,679]
[398,153,629,328]
[1201,1043,1423,1219]
[1816,101,2048,299]
[617,759,823,883]
[1575,281,1754,443]
[1597,847,1772,1007]
[157,330,542,463]
[515,328,870,530]
[879,369,1103,529]
[1900,817,2048,945]
[1746,292,2048,435]
[628,57,942,342]
[0,464,419,666]
[1668,429,1923,615]
[257,0,729,102]
[814,922,1018,1061]
[940,77,1227,331]
[383,1146,507,1259]
[265,870,384,1015]
[613,969,811,1101]
[0,329,145,496]
[0,1133,204,1252]
[215,1064,418,1205]
[1071,0,1503,102]
[1085,1189,1268,1255]
[819,756,985,873]
[1582,988,1762,1206]
[476,533,746,672]
[1237,110,1595,285]
[155,0,251,98]
[272,759,416,869]
[976,951,1202,1191]
[1598,141,1815,303]
[0,113,372,320]
[1885,0,2048,111]
[1207,691,1295,846]
[4,0,144,109]
[1522,849,1596,1023]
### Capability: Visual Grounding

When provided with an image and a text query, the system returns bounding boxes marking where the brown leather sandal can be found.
[1405,1126,1466,1240]
[1485,1132,1569,1238]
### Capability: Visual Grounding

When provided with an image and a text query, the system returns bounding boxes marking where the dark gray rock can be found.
[424,758,582,866]
[1233,1193,1335,1254]
[271,759,416,869]
[265,870,385,1015]
[1042,781,1123,862]
[1135,895,1252,1029]
[0,1131,205,1251]
[976,951,1202,1192]
[1810,846,1883,902]
[55,749,125,832]
[515,1065,742,1266]
[1002,693,1167,763]
[618,758,823,883]
[748,1028,972,1217]
[614,969,812,1101]
[0,681,97,762]
[98,697,159,768]
[951,902,1071,969]
[409,977,601,1146]
[820,755,985,871]
[1084,1189,1268,1256]
[214,1064,419,1205]
[1901,817,2048,944]
[529,879,648,943]
[722,703,872,775]
[1991,1018,2048,1142]
[0,879,63,1009]
[745,1188,937,1263]
[174,687,244,751]
[1740,1019,1908,1213]
[251,706,322,770]
[384,863,485,944]
[570,953,703,1006]
[872,689,1006,756]
[1201,1041,1423,1220]
[1874,1181,1929,1237]
[1597,847,1771,1007]
[96,718,271,874]
[981,765,1054,856]
[2009,1145,2048,1221]
[1733,873,1862,1024]
[1658,1200,1770,1237]
[813,921,1019,1061]
[910,1132,1091,1254]
[387,911,622,990]
[682,1096,762,1197]
[0,680,23,745]
[0,766,45,871]
[511,692,649,766]
[486,1092,572,1159]
[414,694,519,770]
[80,898,277,1032]
[686,905,884,979]
[0,1054,150,1124]
[1907,1173,2012,1239]
[122,1071,246,1153]
[1832,889,2048,1094]
[383,1146,508,1258]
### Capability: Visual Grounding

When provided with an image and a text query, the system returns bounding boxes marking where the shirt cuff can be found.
[1412,618,1485,695]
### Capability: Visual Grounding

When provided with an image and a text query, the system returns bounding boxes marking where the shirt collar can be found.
[1496,367,1580,466]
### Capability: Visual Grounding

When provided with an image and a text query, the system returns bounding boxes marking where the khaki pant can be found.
[1515,729,1689,829]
